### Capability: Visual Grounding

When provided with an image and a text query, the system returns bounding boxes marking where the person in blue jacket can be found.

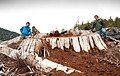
[20,22,32,39]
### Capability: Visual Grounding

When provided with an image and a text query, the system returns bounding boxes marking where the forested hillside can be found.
[74,17,120,30]
[0,27,19,41]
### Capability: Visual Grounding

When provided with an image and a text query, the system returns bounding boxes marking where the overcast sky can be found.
[0,0,120,33]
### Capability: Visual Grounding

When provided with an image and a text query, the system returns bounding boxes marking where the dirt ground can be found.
[47,48,120,76]
[0,47,120,76]
[0,39,120,76]
[46,40,120,76]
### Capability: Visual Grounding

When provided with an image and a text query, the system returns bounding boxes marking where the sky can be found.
[0,0,120,33]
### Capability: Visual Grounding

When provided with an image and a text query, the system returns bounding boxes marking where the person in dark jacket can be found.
[91,15,107,38]
[20,22,32,39]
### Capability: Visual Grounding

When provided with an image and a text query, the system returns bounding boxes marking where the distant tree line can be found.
[74,17,120,30]
[0,27,19,41]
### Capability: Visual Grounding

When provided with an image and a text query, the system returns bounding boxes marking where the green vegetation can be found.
[74,17,120,30]
[0,27,19,41]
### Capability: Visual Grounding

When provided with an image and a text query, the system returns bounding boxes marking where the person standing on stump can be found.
[91,15,107,38]
[20,22,32,39]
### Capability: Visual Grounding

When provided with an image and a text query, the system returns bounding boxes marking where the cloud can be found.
[0,0,120,9]
[0,0,120,33]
